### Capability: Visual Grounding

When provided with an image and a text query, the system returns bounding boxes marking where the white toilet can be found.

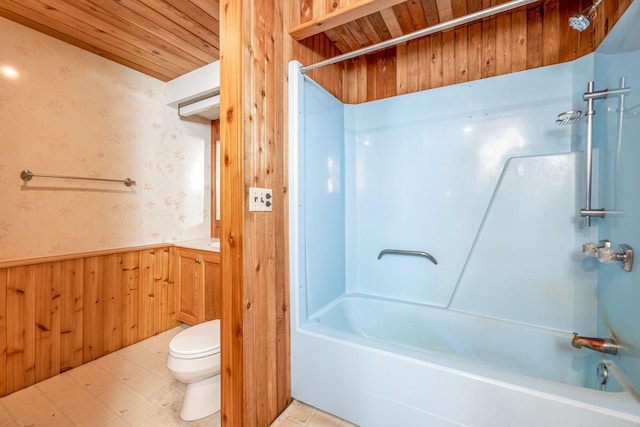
[166,319,221,421]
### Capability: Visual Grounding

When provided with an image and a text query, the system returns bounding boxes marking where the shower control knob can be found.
[582,242,600,256]
[582,240,610,257]
[596,247,618,264]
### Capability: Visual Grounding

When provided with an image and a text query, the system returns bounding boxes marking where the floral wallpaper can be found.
[0,17,211,262]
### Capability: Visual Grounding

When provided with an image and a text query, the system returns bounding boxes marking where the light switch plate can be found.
[249,187,273,212]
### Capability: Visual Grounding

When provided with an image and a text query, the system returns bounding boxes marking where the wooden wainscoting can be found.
[0,246,179,397]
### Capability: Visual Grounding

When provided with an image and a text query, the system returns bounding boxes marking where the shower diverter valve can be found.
[595,244,634,272]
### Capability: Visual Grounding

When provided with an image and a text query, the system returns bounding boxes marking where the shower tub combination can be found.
[288,2,640,425]
[292,294,640,426]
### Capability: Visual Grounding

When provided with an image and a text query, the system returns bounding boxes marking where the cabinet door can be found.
[176,250,206,325]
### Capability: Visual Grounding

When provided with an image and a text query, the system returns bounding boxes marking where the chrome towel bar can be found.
[20,169,136,187]
[377,249,438,265]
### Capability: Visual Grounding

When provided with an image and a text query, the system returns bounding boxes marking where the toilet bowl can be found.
[166,319,221,421]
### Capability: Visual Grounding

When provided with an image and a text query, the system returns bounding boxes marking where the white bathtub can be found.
[290,294,640,426]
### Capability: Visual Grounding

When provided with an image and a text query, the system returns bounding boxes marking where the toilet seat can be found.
[169,319,220,360]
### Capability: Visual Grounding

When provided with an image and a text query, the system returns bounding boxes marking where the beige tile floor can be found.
[0,326,354,427]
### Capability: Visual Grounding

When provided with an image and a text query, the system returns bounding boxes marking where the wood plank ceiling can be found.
[291,0,539,54]
[0,0,220,82]
[0,0,555,83]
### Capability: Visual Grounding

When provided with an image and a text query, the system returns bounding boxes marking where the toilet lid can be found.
[169,319,220,358]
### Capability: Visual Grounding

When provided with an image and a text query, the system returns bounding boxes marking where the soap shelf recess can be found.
[583,240,634,272]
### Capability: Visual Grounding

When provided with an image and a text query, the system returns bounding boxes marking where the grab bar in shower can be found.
[580,80,630,227]
[377,249,438,265]
[20,169,136,187]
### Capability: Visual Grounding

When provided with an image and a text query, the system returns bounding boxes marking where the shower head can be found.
[569,0,604,32]
[569,14,591,32]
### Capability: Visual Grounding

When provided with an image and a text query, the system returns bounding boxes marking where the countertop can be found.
[174,237,220,252]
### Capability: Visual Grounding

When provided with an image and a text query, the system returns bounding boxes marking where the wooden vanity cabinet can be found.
[176,248,221,325]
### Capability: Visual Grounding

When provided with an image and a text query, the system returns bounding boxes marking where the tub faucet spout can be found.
[571,333,618,355]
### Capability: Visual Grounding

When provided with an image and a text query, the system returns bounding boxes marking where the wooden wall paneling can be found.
[300,0,314,23]
[430,33,444,89]
[480,16,496,79]
[467,21,482,81]
[344,58,356,103]
[34,262,62,383]
[454,26,469,82]
[247,0,266,421]
[103,254,123,355]
[542,0,560,66]
[268,1,284,419]
[222,0,290,423]
[558,0,579,63]
[83,256,104,363]
[442,29,456,86]
[510,7,527,73]
[0,247,175,397]
[396,43,409,95]
[593,0,607,48]
[0,269,6,397]
[121,251,140,347]
[60,259,83,373]
[220,0,246,422]
[166,247,179,331]
[6,266,36,394]
[385,48,397,98]
[275,0,291,406]
[139,249,156,340]
[525,3,543,69]
[495,10,512,75]
[153,247,179,334]
[291,0,633,105]
[418,36,430,92]
[356,54,368,102]
[153,249,167,334]
[212,120,222,239]
[406,40,420,93]
[313,0,325,21]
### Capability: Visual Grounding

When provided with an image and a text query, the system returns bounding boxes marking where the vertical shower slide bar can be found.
[580,80,630,227]
[583,81,597,227]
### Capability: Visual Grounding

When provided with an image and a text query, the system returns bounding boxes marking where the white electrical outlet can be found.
[249,187,273,212]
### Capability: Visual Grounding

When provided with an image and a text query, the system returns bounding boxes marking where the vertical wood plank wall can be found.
[220,0,291,426]
[0,247,178,397]
[290,0,633,103]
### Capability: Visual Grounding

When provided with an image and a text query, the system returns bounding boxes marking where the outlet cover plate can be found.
[249,187,272,212]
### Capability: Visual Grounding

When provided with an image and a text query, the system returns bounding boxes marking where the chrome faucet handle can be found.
[595,243,634,272]
[596,247,618,263]
[582,240,610,256]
